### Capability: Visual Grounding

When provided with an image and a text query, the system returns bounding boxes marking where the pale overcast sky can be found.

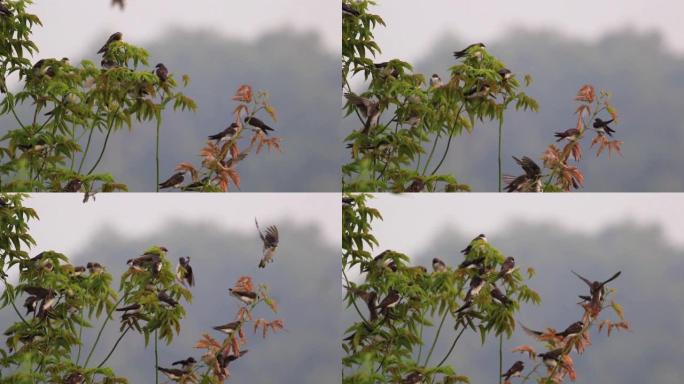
[23,193,339,258]
[373,0,684,61]
[369,194,684,257]
[27,0,338,62]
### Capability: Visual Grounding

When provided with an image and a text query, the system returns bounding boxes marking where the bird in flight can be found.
[504,156,542,193]
[255,218,279,268]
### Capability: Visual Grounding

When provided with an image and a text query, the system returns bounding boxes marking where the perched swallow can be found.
[342,3,360,17]
[502,360,524,380]
[553,128,580,142]
[177,257,194,286]
[374,61,399,78]
[157,367,187,380]
[458,255,485,269]
[23,295,39,315]
[62,179,83,192]
[255,218,279,268]
[538,348,564,368]
[208,123,239,143]
[171,357,196,370]
[460,234,487,256]
[464,275,485,302]
[127,252,162,269]
[229,288,258,305]
[429,74,443,88]
[86,262,104,274]
[213,321,241,335]
[115,303,141,313]
[432,258,447,273]
[572,270,621,309]
[0,1,12,17]
[490,285,511,306]
[402,372,424,384]
[453,43,486,60]
[504,156,542,193]
[593,118,616,136]
[155,63,168,83]
[159,172,184,189]
[111,0,125,9]
[244,116,274,135]
[73,265,86,276]
[464,83,492,99]
[98,32,123,55]
[157,291,179,307]
[523,321,583,340]
[344,92,381,134]
[342,197,355,207]
[497,256,515,279]
[64,372,85,384]
[498,68,512,81]
[377,290,400,314]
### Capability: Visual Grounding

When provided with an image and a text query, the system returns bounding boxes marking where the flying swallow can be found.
[157,367,187,380]
[402,372,424,384]
[344,92,381,134]
[490,285,511,306]
[208,123,239,143]
[229,288,258,305]
[62,179,83,192]
[429,74,443,88]
[497,256,515,279]
[554,128,581,142]
[432,258,447,273]
[157,291,179,307]
[377,290,400,315]
[504,156,542,193]
[593,118,616,136]
[244,116,274,135]
[502,361,524,380]
[342,3,360,17]
[217,350,248,368]
[155,63,168,83]
[464,275,485,302]
[159,172,184,189]
[453,43,486,60]
[86,262,104,274]
[498,68,512,81]
[64,372,85,384]
[213,321,241,335]
[460,234,487,256]
[255,218,279,268]
[97,32,123,55]
[171,357,196,370]
[177,257,195,286]
[572,270,621,308]
[0,1,12,17]
[538,348,564,368]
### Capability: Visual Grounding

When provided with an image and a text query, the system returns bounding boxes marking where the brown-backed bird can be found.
[159,172,184,189]
[97,32,123,55]
[244,116,274,135]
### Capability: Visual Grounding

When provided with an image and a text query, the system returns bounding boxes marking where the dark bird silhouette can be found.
[115,303,141,313]
[490,285,511,306]
[213,321,241,335]
[504,156,542,192]
[554,128,581,142]
[432,257,446,272]
[155,63,168,82]
[86,262,104,274]
[572,270,621,309]
[344,92,381,134]
[377,290,400,315]
[97,32,123,55]
[157,367,187,380]
[458,255,484,269]
[229,288,258,305]
[62,179,83,192]
[0,1,12,17]
[464,83,492,99]
[497,256,515,278]
[217,350,248,368]
[208,123,239,143]
[177,256,194,286]
[593,118,616,136]
[498,68,512,81]
[402,372,424,384]
[255,218,279,268]
[244,116,274,135]
[502,361,524,380]
[64,372,85,384]
[453,43,486,59]
[464,275,485,302]
[460,234,487,256]
[522,321,584,340]
[538,348,564,368]
[430,73,443,88]
[342,3,360,17]
[171,357,196,370]
[157,291,179,307]
[159,172,184,190]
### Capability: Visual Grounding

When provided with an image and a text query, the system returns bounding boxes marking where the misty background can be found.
[0,0,342,191]
[344,194,684,383]
[344,0,684,191]
[0,194,340,383]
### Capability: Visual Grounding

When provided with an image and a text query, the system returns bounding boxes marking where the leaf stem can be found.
[84,296,124,367]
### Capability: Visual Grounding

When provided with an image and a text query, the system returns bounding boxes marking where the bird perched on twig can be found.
[432,258,446,273]
[522,320,584,340]
[504,156,542,192]
[208,123,239,144]
[593,118,616,136]
[572,270,621,311]
[177,257,194,286]
[255,218,279,268]
[171,357,196,370]
[342,3,360,17]
[155,63,168,83]
[213,321,241,335]
[97,32,123,55]
[0,0,12,17]
[460,234,487,256]
[244,116,274,135]
[453,43,486,60]
[159,172,184,190]
[554,128,581,142]
[229,288,258,305]
[344,92,381,135]
[502,361,524,381]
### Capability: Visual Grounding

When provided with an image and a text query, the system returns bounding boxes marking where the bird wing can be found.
[600,271,622,286]
[571,270,593,287]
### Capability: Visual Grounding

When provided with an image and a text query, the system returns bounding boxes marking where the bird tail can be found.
[553,132,565,141]
[258,259,266,268]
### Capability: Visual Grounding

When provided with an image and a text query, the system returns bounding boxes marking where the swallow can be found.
[23,295,39,315]
[402,372,424,384]
[458,256,485,269]
[127,251,163,268]
[344,92,381,134]
[432,258,447,273]
[377,290,400,315]
[155,63,168,83]
[244,116,274,135]
[111,0,125,9]
[342,3,360,17]
[115,303,141,313]
[498,68,512,81]
[208,123,239,143]
[177,257,194,286]
[429,74,443,88]
[504,156,542,193]
[497,256,515,279]
[0,1,12,17]
[464,275,485,302]
[342,197,355,207]
[464,83,492,99]
[86,262,104,274]
[374,61,399,78]
[453,43,486,60]
[554,128,581,142]
[255,218,279,268]
[213,321,241,335]
[101,58,117,69]
[62,179,83,192]
[502,360,524,380]
[0,197,7,208]
[157,367,187,380]
[171,357,196,370]
[157,291,179,307]
[73,265,86,276]
[98,32,123,55]
[593,118,616,136]
[159,172,184,189]
[64,372,85,384]
[523,321,584,340]
[229,288,258,305]
[490,285,511,306]
[217,350,248,368]
[572,270,621,308]
[460,234,487,256]
[538,348,564,368]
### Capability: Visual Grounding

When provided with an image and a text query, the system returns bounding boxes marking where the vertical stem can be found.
[78,128,95,174]
[497,119,503,192]
[155,119,161,192]
[84,296,124,367]
[424,310,448,366]
[154,329,159,384]
[498,334,503,384]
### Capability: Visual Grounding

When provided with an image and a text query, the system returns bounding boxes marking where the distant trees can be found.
[342,194,628,383]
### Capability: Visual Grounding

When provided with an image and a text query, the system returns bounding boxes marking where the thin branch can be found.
[97,325,131,368]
